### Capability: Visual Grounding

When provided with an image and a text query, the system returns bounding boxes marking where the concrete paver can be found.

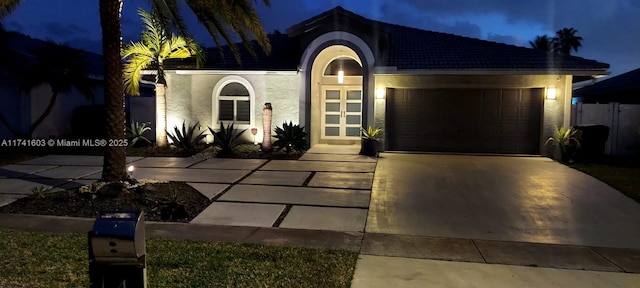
[25,166,102,180]
[299,153,377,162]
[16,155,142,166]
[128,157,205,168]
[351,255,640,288]
[361,233,484,263]
[367,153,640,249]
[591,247,640,273]
[279,206,367,232]
[261,160,376,172]
[219,184,370,208]
[474,239,621,272]
[307,172,373,189]
[128,167,250,183]
[187,183,229,200]
[239,171,310,186]
[190,158,267,170]
[191,202,285,227]
[0,165,57,178]
[305,144,360,154]
[55,179,97,190]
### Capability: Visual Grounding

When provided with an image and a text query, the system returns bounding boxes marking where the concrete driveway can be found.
[367,153,640,249]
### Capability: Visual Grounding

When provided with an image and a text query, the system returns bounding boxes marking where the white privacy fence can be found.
[571,103,640,155]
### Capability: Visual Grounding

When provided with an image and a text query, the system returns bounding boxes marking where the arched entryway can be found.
[311,45,363,145]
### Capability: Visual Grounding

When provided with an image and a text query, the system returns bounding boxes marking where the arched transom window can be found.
[218,82,250,123]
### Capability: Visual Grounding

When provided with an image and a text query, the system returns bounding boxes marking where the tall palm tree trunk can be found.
[100,0,127,181]
[155,83,168,147]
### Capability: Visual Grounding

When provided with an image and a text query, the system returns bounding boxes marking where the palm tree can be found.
[554,27,583,55]
[123,9,204,148]
[529,35,554,52]
[2,0,272,182]
[99,0,127,181]
[0,0,19,18]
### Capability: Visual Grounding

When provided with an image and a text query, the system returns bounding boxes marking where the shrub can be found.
[274,121,309,154]
[208,122,247,156]
[30,186,49,199]
[126,121,152,147]
[545,125,582,162]
[361,126,383,140]
[167,121,207,154]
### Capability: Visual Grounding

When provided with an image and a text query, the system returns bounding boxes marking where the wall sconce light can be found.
[337,70,344,84]
[546,87,557,100]
[375,88,386,99]
[251,127,258,145]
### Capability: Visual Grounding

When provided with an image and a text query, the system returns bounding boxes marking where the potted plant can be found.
[360,126,383,157]
[545,125,581,163]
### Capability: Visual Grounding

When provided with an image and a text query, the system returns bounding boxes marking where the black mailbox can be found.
[89,211,146,288]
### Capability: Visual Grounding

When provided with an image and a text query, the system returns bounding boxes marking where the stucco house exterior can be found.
[160,6,609,154]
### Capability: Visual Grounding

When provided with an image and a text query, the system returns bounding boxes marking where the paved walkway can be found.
[1,146,639,287]
[0,144,374,232]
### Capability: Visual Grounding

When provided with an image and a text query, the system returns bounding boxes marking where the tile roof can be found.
[167,32,300,71]
[381,22,609,71]
[0,30,104,78]
[184,6,609,74]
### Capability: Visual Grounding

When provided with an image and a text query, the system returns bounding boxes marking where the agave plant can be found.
[545,126,581,162]
[208,122,247,156]
[361,126,383,140]
[126,121,152,147]
[274,121,309,154]
[167,121,208,154]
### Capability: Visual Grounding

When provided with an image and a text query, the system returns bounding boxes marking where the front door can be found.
[321,86,362,139]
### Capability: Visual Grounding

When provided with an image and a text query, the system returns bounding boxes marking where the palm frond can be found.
[0,0,21,19]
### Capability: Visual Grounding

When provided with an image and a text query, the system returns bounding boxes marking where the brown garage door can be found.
[386,88,543,154]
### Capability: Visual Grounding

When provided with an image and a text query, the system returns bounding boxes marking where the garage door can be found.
[386,88,543,154]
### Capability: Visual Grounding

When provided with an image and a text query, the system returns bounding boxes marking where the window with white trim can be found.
[218,82,250,123]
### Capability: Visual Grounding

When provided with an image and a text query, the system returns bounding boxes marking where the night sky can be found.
[3,0,639,77]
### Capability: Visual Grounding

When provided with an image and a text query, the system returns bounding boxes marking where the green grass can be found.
[570,163,640,202]
[0,230,358,288]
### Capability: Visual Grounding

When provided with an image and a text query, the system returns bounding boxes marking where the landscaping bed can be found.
[0,230,358,288]
[0,181,211,222]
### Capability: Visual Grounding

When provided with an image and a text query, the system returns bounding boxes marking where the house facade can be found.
[161,6,609,154]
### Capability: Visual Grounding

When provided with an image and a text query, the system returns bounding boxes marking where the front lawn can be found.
[0,230,358,288]
[570,163,640,202]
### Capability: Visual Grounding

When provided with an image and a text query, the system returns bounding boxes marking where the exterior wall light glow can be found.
[337,70,344,84]
[546,87,557,100]
[375,88,386,99]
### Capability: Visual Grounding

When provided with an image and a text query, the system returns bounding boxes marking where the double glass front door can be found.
[321,86,362,139]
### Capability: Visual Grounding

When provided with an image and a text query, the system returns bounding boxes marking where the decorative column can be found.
[261,103,273,152]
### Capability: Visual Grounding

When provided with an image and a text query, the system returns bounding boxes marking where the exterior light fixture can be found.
[375,88,386,99]
[338,70,344,84]
[127,165,135,178]
[546,87,557,100]
[251,127,258,145]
